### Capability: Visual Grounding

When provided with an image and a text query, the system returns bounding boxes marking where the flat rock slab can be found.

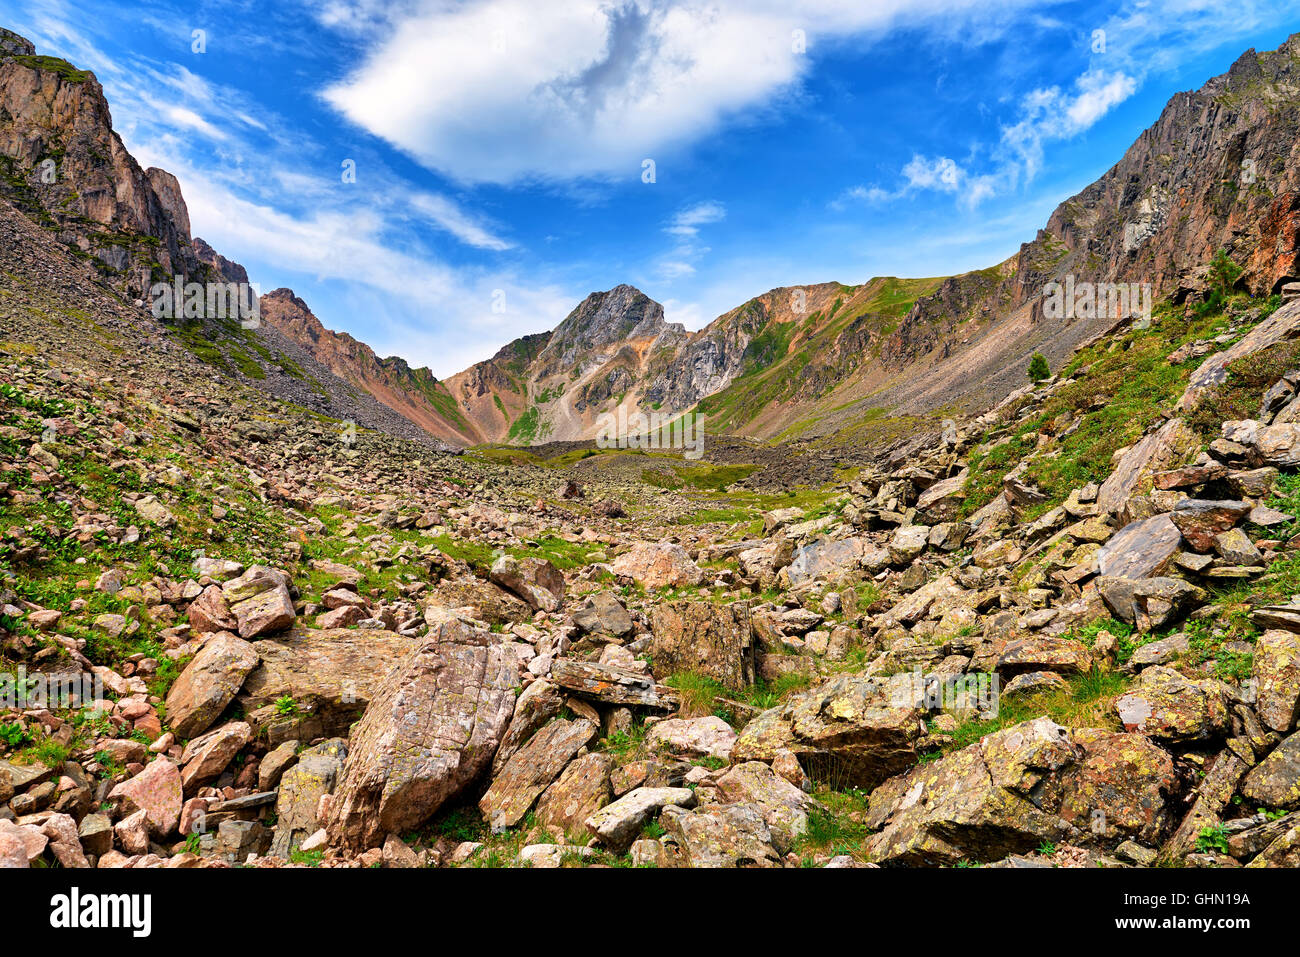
[1096,514,1181,579]
[478,717,596,830]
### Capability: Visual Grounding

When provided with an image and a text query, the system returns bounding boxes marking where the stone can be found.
[77,813,113,856]
[316,605,365,628]
[732,672,924,789]
[1254,630,1300,733]
[114,808,150,855]
[535,752,613,835]
[1115,666,1230,742]
[180,722,252,791]
[428,576,531,625]
[1098,576,1205,631]
[165,632,258,737]
[888,526,931,565]
[1003,671,1070,697]
[611,542,703,590]
[238,626,419,740]
[649,601,755,692]
[1241,732,1300,808]
[782,537,863,587]
[1059,731,1177,844]
[997,638,1094,676]
[489,555,564,612]
[660,803,781,867]
[382,833,420,868]
[762,507,805,533]
[1129,634,1189,668]
[271,738,347,857]
[492,679,566,775]
[326,611,520,852]
[973,538,1021,569]
[715,760,819,852]
[228,583,295,639]
[915,472,968,522]
[187,584,236,634]
[1213,527,1263,566]
[570,592,633,637]
[1097,419,1198,514]
[1095,514,1182,579]
[550,658,680,711]
[865,718,1079,865]
[646,716,737,762]
[109,757,182,837]
[1179,303,1300,410]
[585,786,696,850]
[478,717,597,830]
[1170,499,1252,552]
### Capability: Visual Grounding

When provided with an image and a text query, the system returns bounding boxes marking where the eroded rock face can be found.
[325,612,520,852]
[732,673,924,789]
[650,601,755,691]
[865,718,1080,865]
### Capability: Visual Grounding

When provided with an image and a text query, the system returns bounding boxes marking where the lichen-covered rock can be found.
[570,592,633,637]
[1115,666,1230,742]
[489,554,564,612]
[109,757,182,837]
[479,717,596,830]
[650,600,755,691]
[611,541,703,589]
[997,638,1094,676]
[864,718,1080,865]
[660,802,782,868]
[1058,731,1177,844]
[1241,732,1300,809]
[646,715,737,761]
[325,611,520,852]
[1253,629,1300,734]
[732,673,924,789]
[715,760,820,853]
[270,738,348,858]
[1095,514,1182,579]
[585,786,696,850]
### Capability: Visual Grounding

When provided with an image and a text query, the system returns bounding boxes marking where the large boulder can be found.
[1114,666,1230,742]
[1098,576,1204,631]
[325,611,520,852]
[1058,731,1178,845]
[646,716,737,762]
[1254,629,1300,734]
[1095,514,1182,579]
[1169,499,1251,552]
[865,718,1080,865]
[1241,732,1300,809]
[611,542,703,590]
[660,803,782,867]
[786,537,867,587]
[238,627,419,740]
[1096,419,1197,515]
[165,632,258,737]
[478,718,597,830]
[732,673,924,789]
[489,555,564,612]
[649,600,755,691]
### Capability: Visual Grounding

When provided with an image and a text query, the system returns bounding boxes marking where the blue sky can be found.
[4,0,1297,377]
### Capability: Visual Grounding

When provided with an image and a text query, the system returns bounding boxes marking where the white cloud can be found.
[320,0,1054,185]
[407,192,514,251]
[1002,68,1137,178]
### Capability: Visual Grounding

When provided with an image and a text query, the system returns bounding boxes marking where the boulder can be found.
[1241,732,1300,809]
[585,786,696,850]
[1115,666,1230,742]
[109,757,183,837]
[649,601,755,691]
[180,722,252,791]
[646,716,737,762]
[165,632,258,737]
[187,585,236,635]
[997,638,1094,677]
[865,718,1079,865]
[489,555,564,612]
[889,526,930,565]
[1095,514,1182,579]
[428,576,532,625]
[611,542,703,589]
[1058,731,1177,844]
[478,717,597,830]
[787,537,867,586]
[535,752,613,835]
[732,673,924,789]
[1098,576,1205,631]
[270,739,347,857]
[221,565,296,639]
[1254,629,1300,733]
[1170,499,1252,552]
[660,803,782,867]
[1097,419,1197,515]
[570,592,633,637]
[325,611,520,852]
[715,760,819,852]
[550,658,680,711]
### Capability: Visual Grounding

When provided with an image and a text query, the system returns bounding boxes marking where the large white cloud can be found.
[320,0,1051,185]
